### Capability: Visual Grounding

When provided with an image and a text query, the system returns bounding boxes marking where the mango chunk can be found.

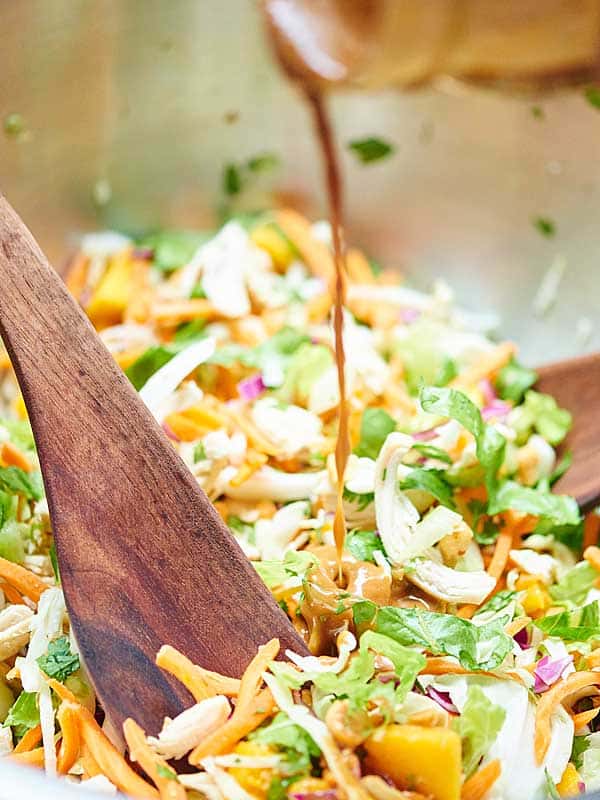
[365,724,461,800]
[86,251,135,327]
[557,762,582,797]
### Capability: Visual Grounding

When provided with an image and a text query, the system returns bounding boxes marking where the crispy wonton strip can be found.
[535,671,600,764]
[123,718,186,800]
[505,617,531,637]
[225,408,280,457]
[0,557,49,602]
[11,746,45,767]
[0,442,32,472]
[57,704,81,774]
[47,680,158,798]
[461,759,501,800]
[151,299,220,326]
[13,724,42,753]
[188,686,275,764]
[572,707,600,731]
[0,581,26,605]
[156,645,216,702]
[450,342,516,389]
[80,742,102,779]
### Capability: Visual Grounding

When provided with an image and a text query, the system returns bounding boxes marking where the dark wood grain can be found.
[537,351,600,511]
[0,194,308,735]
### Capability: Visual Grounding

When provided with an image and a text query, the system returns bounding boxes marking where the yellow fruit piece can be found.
[228,741,275,799]
[86,251,135,328]
[365,724,461,800]
[163,412,205,442]
[13,395,27,420]
[557,762,582,797]
[251,223,295,270]
[180,404,227,430]
[521,582,552,617]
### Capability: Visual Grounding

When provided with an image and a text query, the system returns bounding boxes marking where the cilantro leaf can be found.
[533,217,556,238]
[495,359,537,403]
[374,606,512,671]
[346,530,381,563]
[347,137,394,164]
[223,163,243,196]
[342,487,375,511]
[420,385,505,499]
[354,408,396,460]
[3,691,39,740]
[584,86,600,110]
[0,466,43,501]
[452,685,505,777]
[572,735,590,769]
[400,468,456,510]
[252,711,319,776]
[247,153,280,173]
[136,230,210,272]
[37,636,80,682]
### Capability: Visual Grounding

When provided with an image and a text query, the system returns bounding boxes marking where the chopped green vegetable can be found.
[156,764,178,780]
[342,487,375,511]
[533,217,556,238]
[452,685,506,777]
[0,520,25,563]
[125,346,174,391]
[223,163,243,196]
[49,543,60,583]
[346,530,381,563]
[348,137,395,164]
[3,113,25,138]
[278,344,333,404]
[477,590,517,616]
[373,604,512,671]
[488,481,580,528]
[137,230,210,272]
[411,443,452,465]
[495,359,537,404]
[193,442,206,463]
[247,153,280,173]
[535,601,600,642]
[584,86,600,110]
[549,451,572,486]
[512,390,572,446]
[354,408,396,460]
[572,735,590,769]
[531,105,545,120]
[3,691,39,740]
[0,466,43,501]
[253,711,319,777]
[550,561,598,605]
[420,385,506,500]
[255,551,317,589]
[37,636,80,682]
[400,468,456,510]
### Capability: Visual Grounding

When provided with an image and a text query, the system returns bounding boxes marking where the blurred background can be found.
[1,0,599,363]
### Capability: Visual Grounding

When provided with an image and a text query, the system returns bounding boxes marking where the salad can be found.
[0,208,599,800]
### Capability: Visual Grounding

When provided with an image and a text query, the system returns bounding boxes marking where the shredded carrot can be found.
[123,718,186,800]
[80,742,102,779]
[535,671,600,764]
[163,413,206,442]
[584,545,600,572]
[0,557,49,602]
[180,404,228,431]
[461,759,501,800]
[155,645,216,701]
[225,408,280,456]
[0,352,10,371]
[584,514,600,550]
[421,658,523,684]
[572,707,600,731]
[56,703,81,774]
[0,442,32,472]
[47,679,158,798]
[188,686,275,764]
[0,581,26,605]
[459,530,513,619]
[451,342,516,390]
[229,452,268,487]
[236,639,280,712]
[10,746,45,767]
[13,724,42,753]
[275,209,336,287]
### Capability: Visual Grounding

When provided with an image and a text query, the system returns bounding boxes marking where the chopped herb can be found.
[368,257,383,277]
[411,443,452,465]
[247,153,280,173]
[544,768,561,799]
[348,137,395,164]
[342,487,375,511]
[584,86,600,110]
[49,543,60,583]
[0,466,43,501]
[533,216,556,238]
[346,530,381,563]
[354,408,396,460]
[474,519,500,546]
[136,230,210,272]
[535,601,600,641]
[37,636,80,682]
[3,113,25,138]
[549,451,572,486]
[125,346,174,391]
[223,163,243,196]
[495,359,537,404]
[478,590,516,616]
[572,735,590,769]
[488,481,580,528]
[193,442,206,463]
[531,105,545,120]
[156,764,178,781]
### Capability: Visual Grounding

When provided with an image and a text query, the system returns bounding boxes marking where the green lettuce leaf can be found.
[488,481,580,528]
[125,346,175,391]
[252,711,319,777]
[3,691,39,740]
[411,443,452,465]
[513,391,572,446]
[395,322,458,393]
[359,630,425,701]
[452,685,506,777]
[420,386,505,499]
[495,359,537,404]
[0,419,35,452]
[400,468,456,510]
[374,605,512,671]
[354,408,396,460]
[550,561,598,605]
[0,520,25,563]
[0,466,42,501]
[477,590,517,617]
[535,601,600,642]
[137,230,211,272]
[278,344,333,404]
[255,551,316,589]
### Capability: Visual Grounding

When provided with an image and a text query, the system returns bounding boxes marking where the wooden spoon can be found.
[536,352,600,512]
[0,194,308,735]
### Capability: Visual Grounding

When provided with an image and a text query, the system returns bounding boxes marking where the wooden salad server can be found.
[537,353,600,512]
[0,194,308,735]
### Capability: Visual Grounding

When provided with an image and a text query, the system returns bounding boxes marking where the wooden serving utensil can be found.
[536,352,600,512]
[0,194,308,735]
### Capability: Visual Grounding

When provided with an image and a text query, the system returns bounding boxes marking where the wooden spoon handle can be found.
[0,194,307,733]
